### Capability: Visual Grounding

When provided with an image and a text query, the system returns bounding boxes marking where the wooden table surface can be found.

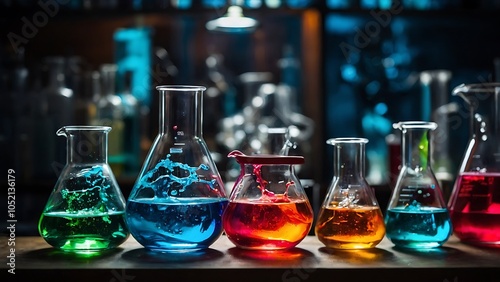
[2,235,500,282]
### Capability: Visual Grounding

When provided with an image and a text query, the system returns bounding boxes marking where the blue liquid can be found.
[385,207,452,248]
[133,154,220,198]
[126,197,228,252]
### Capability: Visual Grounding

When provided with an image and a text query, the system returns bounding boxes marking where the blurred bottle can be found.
[28,63,54,180]
[91,64,126,177]
[117,70,141,176]
[265,0,281,8]
[13,50,33,181]
[202,0,224,7]
[65,56,89,125]
[420,69,458,202]
[244,0,263,8]
[0,48,33,180]
[327,0,357,9]
[360,0,378,8]
[494,57,500,82]
[276,45,314,179]
[114,25,152,108]
[170,0,191,8]
[403,0,457,9]
[286,0,313,8]
[41,57,75,177]
[378,0,392,9]
[85,70,102,125]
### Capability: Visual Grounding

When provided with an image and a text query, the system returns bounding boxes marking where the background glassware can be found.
[117,70,142,176]
[385,121,452,249]
[315,138,385,249]
[126,85,227,252]
[38,126,129,252]
[91,64,126,177]
[41,57,75,177]
[419,69,458,202]
[222,150,313,250]
[448,83,500,248]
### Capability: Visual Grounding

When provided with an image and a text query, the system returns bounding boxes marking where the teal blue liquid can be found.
[126,197,228,252]
[385,207,452,248]
[127,154,227,251]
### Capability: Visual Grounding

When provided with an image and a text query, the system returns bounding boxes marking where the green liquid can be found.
[39,211,129,252]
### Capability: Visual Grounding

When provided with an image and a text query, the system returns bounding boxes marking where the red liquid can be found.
[222,198,313,250]
[449,172,500,247]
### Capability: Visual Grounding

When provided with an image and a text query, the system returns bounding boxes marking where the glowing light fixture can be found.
[206,5,258,33]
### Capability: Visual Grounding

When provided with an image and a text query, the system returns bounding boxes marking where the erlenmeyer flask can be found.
[448,83,500,247]
[126,85,228,252]
[315,138,385,249]
[222,150,313,250]
[385,121,452,249]
[38,126,129,252]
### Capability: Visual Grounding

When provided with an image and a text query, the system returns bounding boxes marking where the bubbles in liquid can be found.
[40,165,129,251]
[59,166,114,216]
[338,186,360,208]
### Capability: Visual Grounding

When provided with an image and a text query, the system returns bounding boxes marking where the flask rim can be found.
[392,121,437,130]
[156,85,206,92]
[452,82,500,95]
[326,137,368,145]
[56,126,112,136]
[228,150,304,165]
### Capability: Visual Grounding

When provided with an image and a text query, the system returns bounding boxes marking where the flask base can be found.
[42,236,128,253]
[457,240,500,249]
[317,240,383,250]
[388,239,446,249]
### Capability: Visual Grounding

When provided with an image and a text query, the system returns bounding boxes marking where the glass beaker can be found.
[38,126,129,252]
[385,121,452,249]
[222,150,313,250]
[315,138,385,249]
[126,85,228,252]
[448,83,500,247]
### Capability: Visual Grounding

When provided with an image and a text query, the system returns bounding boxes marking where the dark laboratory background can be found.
[1,0,500,235]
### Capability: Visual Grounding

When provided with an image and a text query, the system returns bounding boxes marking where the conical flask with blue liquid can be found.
[385,121,452,249]
[126,85,228,252]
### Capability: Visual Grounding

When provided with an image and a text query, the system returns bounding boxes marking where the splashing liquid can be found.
[222,161,313,250]
[126,155,227,251]
[133,155,219,197]
[39,166,128,251]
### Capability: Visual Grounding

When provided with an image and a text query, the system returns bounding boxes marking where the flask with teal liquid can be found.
[385,121,452,249]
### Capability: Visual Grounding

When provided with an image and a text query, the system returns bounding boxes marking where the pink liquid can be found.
[449,172,500,247]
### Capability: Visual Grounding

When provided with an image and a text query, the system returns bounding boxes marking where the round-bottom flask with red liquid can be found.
[222,151,314,250]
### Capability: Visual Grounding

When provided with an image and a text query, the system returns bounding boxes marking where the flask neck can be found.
[401,128,431,170]
[58,127,110,164]
[333,142,366,180]
[453,83,500,138]
[158,88,203,137]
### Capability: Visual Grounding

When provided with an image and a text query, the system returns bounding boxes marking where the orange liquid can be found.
[222,199,313,250]
[315,205,385,249]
